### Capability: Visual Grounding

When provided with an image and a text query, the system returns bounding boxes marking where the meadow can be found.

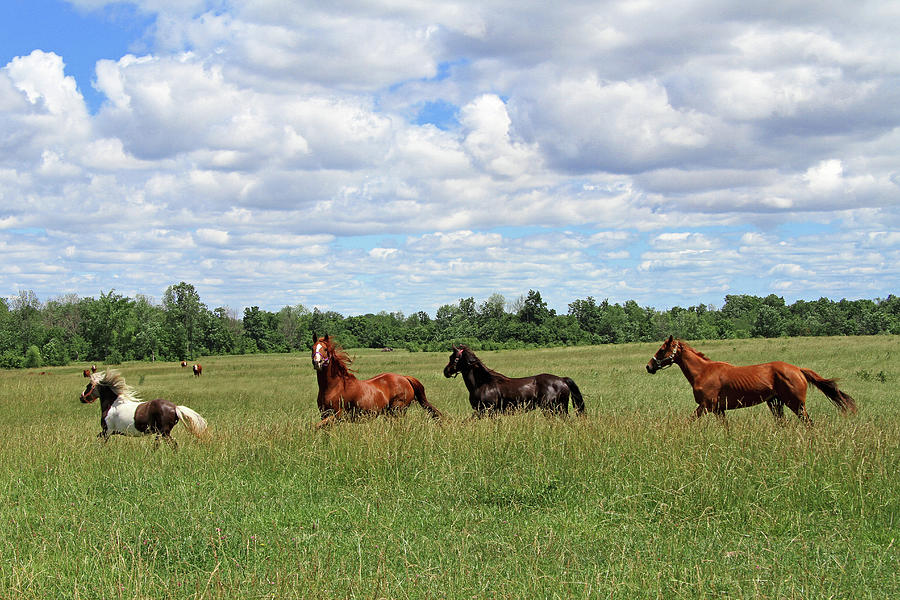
[0,336,897,599]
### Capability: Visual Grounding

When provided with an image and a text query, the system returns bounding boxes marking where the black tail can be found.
[801,369,858,414]
[563,377,585,415]
[406,376,443,420]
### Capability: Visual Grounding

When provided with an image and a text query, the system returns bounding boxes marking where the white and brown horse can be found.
[192,364,202,376]
[80,370,207,449]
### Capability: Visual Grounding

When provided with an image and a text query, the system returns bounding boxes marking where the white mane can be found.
[95,369,142,403]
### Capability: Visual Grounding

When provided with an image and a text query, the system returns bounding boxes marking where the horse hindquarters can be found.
[405,377,443,420]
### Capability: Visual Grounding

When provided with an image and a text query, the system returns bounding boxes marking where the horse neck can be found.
[461,358,496,390]
[98,386,121,412]
[676,344,711,385]
[316,361,354,391]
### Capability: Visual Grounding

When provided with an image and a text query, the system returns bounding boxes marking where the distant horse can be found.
[181,360,187,368]
[443,345,585,416]
[646,336,858,424]
[193,364,202,376]
[80,370,208,449]
[311,333,443,427]
[82,365,97,377]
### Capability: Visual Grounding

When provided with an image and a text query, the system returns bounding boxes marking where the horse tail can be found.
[801,369,858,415]
[406,376,443,420]
[176,405,209,437]
[563,377,585,415]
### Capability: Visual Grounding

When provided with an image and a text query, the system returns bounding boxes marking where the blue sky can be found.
[0,0,151,112]
[0,1,897,316]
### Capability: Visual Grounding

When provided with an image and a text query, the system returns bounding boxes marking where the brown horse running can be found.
[311,333,443,428]
[646,336,857,424]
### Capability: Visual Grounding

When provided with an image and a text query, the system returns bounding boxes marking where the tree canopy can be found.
[1,284,897,367]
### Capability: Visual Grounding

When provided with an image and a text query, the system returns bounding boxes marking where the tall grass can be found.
[0,337,897,598]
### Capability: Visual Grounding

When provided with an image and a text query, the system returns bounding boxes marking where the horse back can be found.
[714,361,805,402]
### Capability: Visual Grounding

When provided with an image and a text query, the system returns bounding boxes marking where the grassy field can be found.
[0,336,897,599]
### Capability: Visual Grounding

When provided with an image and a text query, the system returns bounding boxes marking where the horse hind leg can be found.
[767,397,786,422]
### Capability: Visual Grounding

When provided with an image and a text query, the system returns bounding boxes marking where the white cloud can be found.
[0,1,897,314]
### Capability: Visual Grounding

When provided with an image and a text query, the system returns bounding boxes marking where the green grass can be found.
[1,337,897,598]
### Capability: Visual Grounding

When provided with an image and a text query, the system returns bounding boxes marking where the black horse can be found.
[443,345,585,416]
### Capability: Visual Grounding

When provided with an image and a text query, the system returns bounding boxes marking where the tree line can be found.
[1,282,898,368]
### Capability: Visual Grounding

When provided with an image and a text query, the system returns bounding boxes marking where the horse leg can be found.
[316,410,341,429]
[689,390,713,422]
[767,398,786,422]
[688,404,707,422]
[786,400,812,426]
[779,379,813,426]
[97,431,110,444]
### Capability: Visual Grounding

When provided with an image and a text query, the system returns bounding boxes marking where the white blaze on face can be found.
[312,343,328,370]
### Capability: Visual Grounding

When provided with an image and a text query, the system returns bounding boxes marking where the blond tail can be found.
[176,405,209,437]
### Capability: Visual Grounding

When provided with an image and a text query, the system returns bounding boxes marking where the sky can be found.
[1,0,898,316]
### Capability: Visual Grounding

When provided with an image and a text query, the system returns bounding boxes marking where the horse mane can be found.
[96,369,141,402]
[458,345,511,382]
[324,340,356,379]
[677,339,709,360]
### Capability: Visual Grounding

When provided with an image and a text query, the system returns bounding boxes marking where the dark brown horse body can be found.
[443,345,584,416]
[311,334,443,427]
[192,364,202,376]
[80,370,207,449]
[646,336,857,424]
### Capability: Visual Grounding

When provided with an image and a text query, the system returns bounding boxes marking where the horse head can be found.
[311,333,332,371]
[646,335,681,374]
[443,345,467,378]
[80,377,100,403]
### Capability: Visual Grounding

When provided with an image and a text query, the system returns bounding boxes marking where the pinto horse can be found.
[311,333,443,427]
[192,364,202,376]
[443,345,585,416]
[80,370,208,449]
[646,336,857,424]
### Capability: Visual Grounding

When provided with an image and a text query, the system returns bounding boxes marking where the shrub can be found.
[24,346,42,368]
[0,351,23,369]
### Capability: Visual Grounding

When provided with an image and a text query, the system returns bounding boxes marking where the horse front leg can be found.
[97,431,110,444]
[316,409,341,429]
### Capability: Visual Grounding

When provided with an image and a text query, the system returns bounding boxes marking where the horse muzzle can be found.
[443,365,458,378]
[80,393,96,403]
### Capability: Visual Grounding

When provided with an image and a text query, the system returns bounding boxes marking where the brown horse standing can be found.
[646,336,857,424]
[311,333,443,428]
[192,364,202,376]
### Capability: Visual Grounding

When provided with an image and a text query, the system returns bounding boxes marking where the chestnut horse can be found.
[443,345,585,416]
[646,336,857,424]
[193,364,202,376]
[311,333,443,427]
[80,370,207,449]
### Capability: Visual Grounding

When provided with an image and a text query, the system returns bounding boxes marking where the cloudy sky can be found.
[1,0,898,316]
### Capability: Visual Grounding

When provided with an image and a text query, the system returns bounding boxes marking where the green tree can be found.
[13,290,43,354]
[163,282,204,359]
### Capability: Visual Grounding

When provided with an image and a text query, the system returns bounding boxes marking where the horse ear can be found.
[312,331,318,343]
[667,335,674,343]
[323,333,330,342]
